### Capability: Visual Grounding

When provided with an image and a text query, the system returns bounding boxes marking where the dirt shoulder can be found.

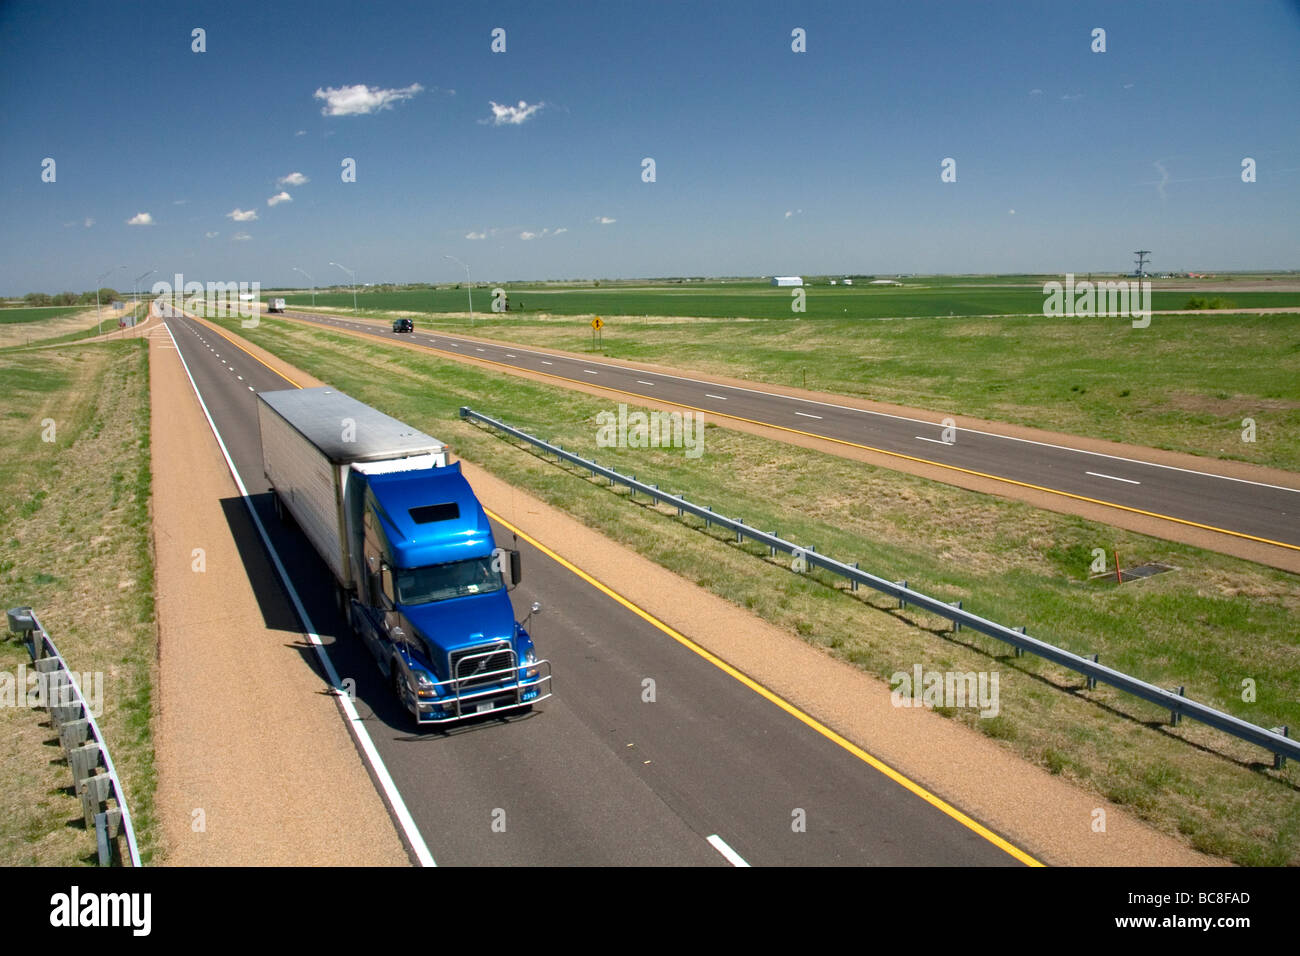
[148,320,407,865]
[196,312,1218,867]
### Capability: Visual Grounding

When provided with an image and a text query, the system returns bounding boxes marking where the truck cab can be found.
[348,462,549,724]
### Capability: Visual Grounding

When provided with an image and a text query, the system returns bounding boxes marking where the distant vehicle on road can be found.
[267,298,287,313]
[392,318,413,333]
[256,387,550,725]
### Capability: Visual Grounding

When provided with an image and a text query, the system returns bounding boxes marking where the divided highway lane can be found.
[163,313,1027,866]
[282,309,1300,552]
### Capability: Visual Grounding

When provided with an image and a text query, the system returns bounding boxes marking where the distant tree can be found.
[54,291,79,305]
[24,292,51,306]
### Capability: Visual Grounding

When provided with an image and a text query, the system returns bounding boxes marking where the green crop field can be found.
[278,280,1300,322]
[0,306,90,325]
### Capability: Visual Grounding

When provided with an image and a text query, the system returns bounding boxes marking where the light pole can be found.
[292,266,315,307]
[133,269,155,326]
[95,265,125,334]
[443,254,474,325]
[329,261,357,314]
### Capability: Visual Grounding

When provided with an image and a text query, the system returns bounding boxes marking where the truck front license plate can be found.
[475,702,496,713]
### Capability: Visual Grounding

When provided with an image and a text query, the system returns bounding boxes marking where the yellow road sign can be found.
[591,316,604,330]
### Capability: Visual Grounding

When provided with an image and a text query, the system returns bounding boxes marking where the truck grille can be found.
[450,643,515,689]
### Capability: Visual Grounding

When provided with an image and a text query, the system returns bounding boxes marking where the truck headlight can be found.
[523,648,538,679]
[414,671,438,699]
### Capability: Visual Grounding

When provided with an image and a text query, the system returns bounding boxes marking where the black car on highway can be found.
[392,318,414,333]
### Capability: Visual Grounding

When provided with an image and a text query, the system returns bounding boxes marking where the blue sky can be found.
[2,0,1298,294]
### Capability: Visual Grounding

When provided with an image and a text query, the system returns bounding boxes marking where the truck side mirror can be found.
[379,563,395,606]
[509,549,522,588]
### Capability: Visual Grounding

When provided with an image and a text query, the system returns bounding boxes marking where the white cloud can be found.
[1029,88,1043,95]
[267,191,292,206]
[519,231,538,240]
[484,99,544,126]
[84,217,95,228]
[126,212,154,226]
[784,209,803,219]
[594,216,616,225]
[465,231,487,240]
[1153,160,1170,201]
[295,129,307,136]
[205,231,219,239]
[1008,209,1016,215]
[553,227,568,235]
[314,82,423,116]
[278,171,309,186]
[227,208,258,222]
[232,232,252,241]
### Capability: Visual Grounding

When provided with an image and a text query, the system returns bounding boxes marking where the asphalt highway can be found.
[278,308,1300,555]
[162,311,1028,866]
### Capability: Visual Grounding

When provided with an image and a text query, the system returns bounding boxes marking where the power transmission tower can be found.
[1133,250,1151,278]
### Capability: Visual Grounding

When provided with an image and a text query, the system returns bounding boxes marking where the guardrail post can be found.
[851,563,859,591]
[79,773,113,831]
[769,534,777,557]
[677,498,684,517]
[1013,626,1025,657]
[1272,727,1289,770]
[94,808,122,866]
[705,506,711,528]
[1170,686,1185,726]
[951,600,962,632]
[69,742,101,787]
[1086,654,1099,690]
[736,522,743,544]
[896,581,907,609]
[59,718,90,753]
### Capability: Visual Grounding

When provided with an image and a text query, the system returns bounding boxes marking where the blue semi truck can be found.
[256,387,551,725]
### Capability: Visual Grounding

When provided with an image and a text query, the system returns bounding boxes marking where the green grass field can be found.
[0,342,157,865]
[279,282,1300,321]
[0,306,93,325]
[209,311,1300,865]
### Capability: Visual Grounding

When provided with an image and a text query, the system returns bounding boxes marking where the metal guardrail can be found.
[6,607,142,866]
[460,406,1297,768]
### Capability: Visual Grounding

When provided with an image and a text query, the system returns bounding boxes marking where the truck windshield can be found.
[395,556,504,605]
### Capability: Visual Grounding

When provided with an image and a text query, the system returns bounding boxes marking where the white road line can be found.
[637,380,655,386]
[163,318,437,867]
[1086,471,1141,485]
[795,411,823,419]
[916,436,953,445]
[505,353,516,358]
[583,369,598,375]
[541,360,553,365]
[705,394,727,400]
[707,834,750,867]
[476,348,485,352]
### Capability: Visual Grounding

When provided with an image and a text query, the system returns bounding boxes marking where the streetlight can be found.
[443,254,474,325]
[133,269,155,327]
[95,265,125,334]
[329,261,357,314]
[292,266,315,308]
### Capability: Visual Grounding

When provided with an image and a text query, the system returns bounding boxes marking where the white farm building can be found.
[771,276,803,287]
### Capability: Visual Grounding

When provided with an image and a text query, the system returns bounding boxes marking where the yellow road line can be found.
[486,506,1044,867]
[278,312,1300,555]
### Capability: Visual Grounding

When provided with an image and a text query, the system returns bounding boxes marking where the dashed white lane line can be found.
[541,360,553,365]
[795,411,823,419]
[705,394,727,400]
[637,380,655,386]
[707,834,750,867]
[583,369,598,375]
[915,436,953,445]
[1086,471,1142,485]
[505,353,516,358]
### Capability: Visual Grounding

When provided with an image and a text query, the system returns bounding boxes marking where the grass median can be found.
[212,312,1300,865]
[0,340,157,865]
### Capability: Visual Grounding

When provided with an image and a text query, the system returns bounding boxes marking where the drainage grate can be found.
[1089,562,1176,583]
[1120,563,1175,581]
